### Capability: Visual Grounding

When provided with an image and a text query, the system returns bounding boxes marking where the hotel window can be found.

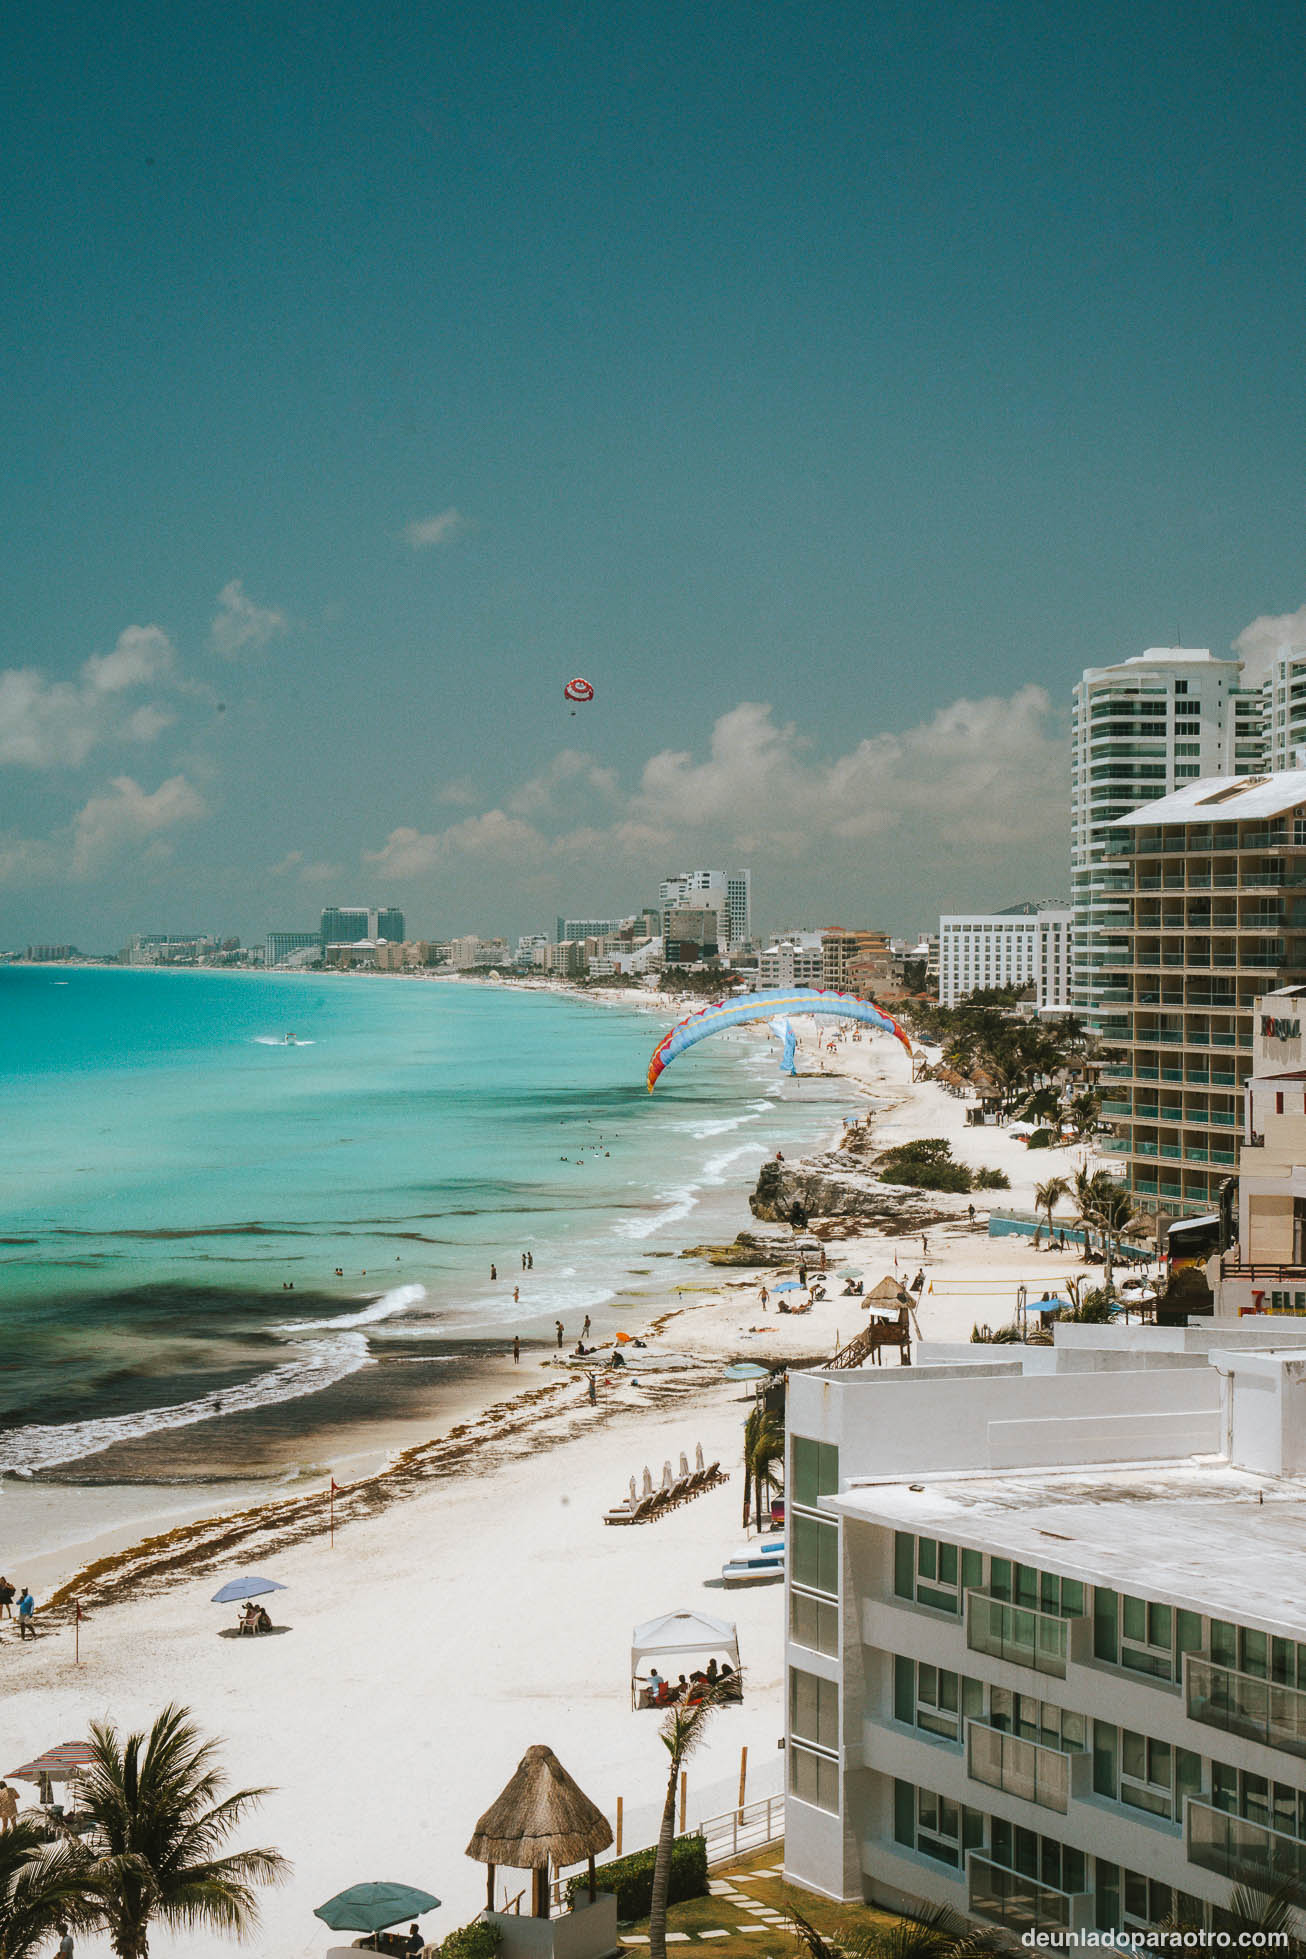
[794,1514,838,1597]
[989,1560,1084,1620]
[893,1780,984,1868]
[791,1437,838,1507]
[790,1669,839,1811]
[893,1656,983,1742]
[894,1532,982,1614]
[1092,1721,1202,1820]
[1093,1588,1202,1681]
[990,1689,1087,1754]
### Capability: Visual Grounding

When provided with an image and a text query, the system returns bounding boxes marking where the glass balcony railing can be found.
[966,1591,1071,1678]
[1187,1656,1306,1759]
[1187,1800,1306,1889]
[966,1723,1069,1814]
[968,1856,1081,1935]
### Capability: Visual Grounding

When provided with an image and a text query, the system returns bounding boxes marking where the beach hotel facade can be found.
[1099,771,1306,1220]
[938,905,1072,1011]
[782,1325,1306,1938]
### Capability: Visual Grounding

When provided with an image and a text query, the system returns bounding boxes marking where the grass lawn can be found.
[616,1842,900,1959]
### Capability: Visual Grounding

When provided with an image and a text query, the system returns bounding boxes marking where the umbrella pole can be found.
[587,1853,596,1903]
[531,1866,547,1918]
[486,1863,495,1911]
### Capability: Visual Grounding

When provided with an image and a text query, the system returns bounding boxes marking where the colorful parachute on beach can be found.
[646,989,912,1092]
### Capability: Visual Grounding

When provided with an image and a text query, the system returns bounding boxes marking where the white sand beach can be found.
[2,1019,1108,1958]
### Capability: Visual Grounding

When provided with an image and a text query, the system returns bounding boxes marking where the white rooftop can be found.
[827,1461,1306,1638]
[1115,770,1306,825]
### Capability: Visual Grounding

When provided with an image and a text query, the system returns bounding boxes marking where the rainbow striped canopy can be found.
[646,988,911,1092]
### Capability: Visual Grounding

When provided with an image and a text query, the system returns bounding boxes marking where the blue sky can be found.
[3,0,1305,945]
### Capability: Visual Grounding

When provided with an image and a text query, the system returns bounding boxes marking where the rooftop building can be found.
[938,905,1071,1010]
[783,1322,1306,1939]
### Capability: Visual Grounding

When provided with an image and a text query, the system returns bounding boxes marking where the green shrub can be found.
[972,1167,1010,1190]
[440,1922,501,1959]
[565,1833,709,1920]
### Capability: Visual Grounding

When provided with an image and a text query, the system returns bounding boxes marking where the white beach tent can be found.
[630,1609,740,1706]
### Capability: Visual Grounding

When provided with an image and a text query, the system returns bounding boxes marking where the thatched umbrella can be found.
[467,1744,614,1919]
[868,1274,911,1310]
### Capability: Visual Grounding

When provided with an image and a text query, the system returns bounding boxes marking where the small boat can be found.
[722,1533,785,1586]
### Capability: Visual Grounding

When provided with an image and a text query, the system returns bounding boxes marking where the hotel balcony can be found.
[967,1855,1091,1936]
[1186,1657,1306,1760]
[965,1722,1070,1815]
[965,1592,1078,1679]
[1186,1801,1306,1891]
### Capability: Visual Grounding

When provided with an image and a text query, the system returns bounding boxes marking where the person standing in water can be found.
[513,1336,520,1363]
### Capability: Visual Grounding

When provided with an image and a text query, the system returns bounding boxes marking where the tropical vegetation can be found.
[647,1678,738,1959]
[876,1138,1008,1195]
[743,1401,785,1531]
[0,1707,288,1959]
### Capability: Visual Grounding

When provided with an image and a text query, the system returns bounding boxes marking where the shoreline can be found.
[14,1008,1097,1620]
[23,1015,879,1610]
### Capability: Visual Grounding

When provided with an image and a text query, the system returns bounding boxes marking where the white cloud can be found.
[268,850,305,875]
[299,859,346,885]
[70,774,207,878]
[0,627,177,769]
[403,508,466,550]
[361,688,1068,901]
[1232,604,1306,684]
[210,580,290,659]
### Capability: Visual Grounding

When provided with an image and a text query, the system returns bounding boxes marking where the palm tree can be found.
[1033,1176,1069,1244]
[1067,1088,1101,1139]
[647,1676,740,1959]
[1020,1088,1061,1128]
[1094,1184,1139,1290]
[80,1704,288,1958]
[747,1412,785,1534]
[0,1818,100,1959]
[833,1898,998,1959]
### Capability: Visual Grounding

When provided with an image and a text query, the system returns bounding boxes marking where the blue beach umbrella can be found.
[772,1281,802,1293]
[211,1575,287,1604]
[724,1363,771,1381]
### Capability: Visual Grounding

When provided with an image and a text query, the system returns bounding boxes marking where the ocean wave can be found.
[612,1186,700,1239]
[0,1334,372,1476]
[252,1035,317,1046]
[701,1142,763,1184]
[275,1281,427,1334]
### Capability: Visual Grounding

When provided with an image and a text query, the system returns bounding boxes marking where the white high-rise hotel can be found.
[1071,649,1265,1033]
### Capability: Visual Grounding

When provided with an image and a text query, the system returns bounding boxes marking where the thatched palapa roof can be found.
[868,1275,912,1307]
[466,1745,614,1870]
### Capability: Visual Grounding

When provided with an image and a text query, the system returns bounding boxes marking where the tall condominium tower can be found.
[1070,649,1260,1037]
[1103,772,1306,1219]
[1262,646,1306,769]
[320,905,405,947]
[658,868,751,947]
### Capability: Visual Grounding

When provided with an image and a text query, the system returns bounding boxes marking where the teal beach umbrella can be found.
[314,1880,441,1933]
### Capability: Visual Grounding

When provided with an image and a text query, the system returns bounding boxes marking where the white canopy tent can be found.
[630,1609,740,1706]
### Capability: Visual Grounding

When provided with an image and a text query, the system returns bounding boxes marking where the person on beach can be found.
[759,1285,769,1309]
[555,1319,564,1348]
[522,1251,528,1269]
[0,1576,13,1618]
[587,1371,597,1405]
[528,1251,533,1269]
[490,1263,497,1281]
[0,1782,17,1833]
[403,1927,423,1957]
[512,1337,520,1363]
[967,1204,975,1224]
[56,1925,74,1957]
[582,1313,591,1338]
[513,1286,519,1303]
[16,1588,34,1638]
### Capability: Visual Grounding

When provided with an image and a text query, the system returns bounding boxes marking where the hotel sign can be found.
[1262,1016,1301,1040]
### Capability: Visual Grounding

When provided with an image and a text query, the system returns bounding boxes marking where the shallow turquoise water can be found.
[0,968,850,1477]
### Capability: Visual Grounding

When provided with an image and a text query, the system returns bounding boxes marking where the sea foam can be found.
[275,1281,427,1334]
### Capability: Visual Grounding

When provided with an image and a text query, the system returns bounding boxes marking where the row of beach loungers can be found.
[604,1446,728,1524]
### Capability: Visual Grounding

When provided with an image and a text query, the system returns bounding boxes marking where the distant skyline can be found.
[3,1,1306,945]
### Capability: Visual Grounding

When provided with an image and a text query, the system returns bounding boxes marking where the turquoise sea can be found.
[0,968,851,1489]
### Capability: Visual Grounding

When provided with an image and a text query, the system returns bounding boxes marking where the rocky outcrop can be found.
[747,1153,961,1229]
[678,1230,827,1267]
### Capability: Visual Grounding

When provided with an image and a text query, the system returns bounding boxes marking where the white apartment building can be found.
[1071,649,1262,1037]
[1263,648,1306,771]
[658,869,751,947]
[759,935,824,987]
[784,1322,1306,1939]
[938,905,1071,1009]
